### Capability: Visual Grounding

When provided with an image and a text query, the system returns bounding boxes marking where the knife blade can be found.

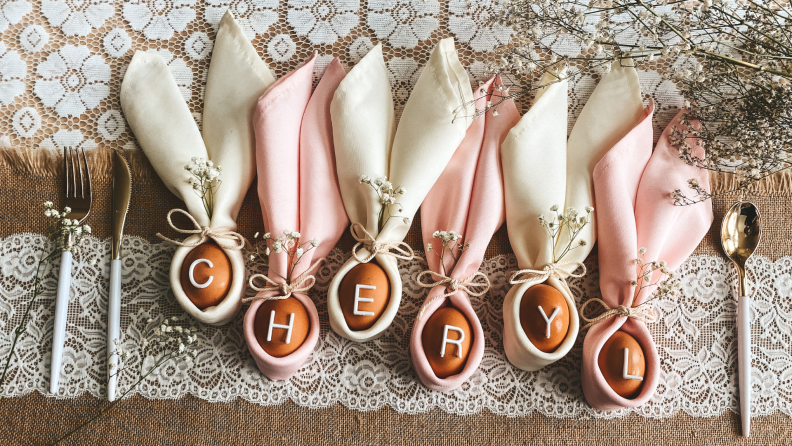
[108,150,131,402]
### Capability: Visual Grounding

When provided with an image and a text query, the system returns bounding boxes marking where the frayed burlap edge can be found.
[709,169,792,196]
[0,146,157,181]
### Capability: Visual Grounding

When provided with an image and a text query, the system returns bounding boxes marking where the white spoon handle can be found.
[737,293,751,437]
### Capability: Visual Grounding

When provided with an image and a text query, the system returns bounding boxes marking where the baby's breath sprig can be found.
[185,157,222,220]
[44,200,92,252]
[248,230,320,282]
[631,247,681,306]
[672,178,712,206]
[359,175,406,232]
[427,230,470,276]
[0,202,94,405]
[51,316,199,444]
[471,0,792,198]
[538,205,593,263]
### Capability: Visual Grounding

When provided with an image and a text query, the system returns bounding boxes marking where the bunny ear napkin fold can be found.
[501,62,648,372]
[582,101,713,411]
[242,53,348,381]
[328,39,475,343]
[120,11,275,325]
[410,76,519,392]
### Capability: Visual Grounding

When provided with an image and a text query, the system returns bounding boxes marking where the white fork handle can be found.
[50,250,72,394]
[738,293,751,437]
[107,259,122,402]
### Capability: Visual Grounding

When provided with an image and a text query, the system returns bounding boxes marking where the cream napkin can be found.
[501,62,644,371]
[328,39,474,342]
[120,11,275,325]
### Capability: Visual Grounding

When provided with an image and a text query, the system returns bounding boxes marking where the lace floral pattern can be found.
[0,233,789,418]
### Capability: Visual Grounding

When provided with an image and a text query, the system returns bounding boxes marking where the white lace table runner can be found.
[1,233,790,419]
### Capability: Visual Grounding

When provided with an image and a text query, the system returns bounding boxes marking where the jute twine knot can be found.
[156,209,246,250]
[415,270,490,319]
[243,258,326,303]
[508,261,586,284]
[350,222,414,263]
[579,298,658,331]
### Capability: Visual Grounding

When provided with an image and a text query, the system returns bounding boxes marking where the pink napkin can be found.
[583,104,713,410]
[243,54,349,380]
[410,76,519,392]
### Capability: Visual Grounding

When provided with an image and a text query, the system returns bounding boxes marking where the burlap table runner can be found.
[1,147,790,445]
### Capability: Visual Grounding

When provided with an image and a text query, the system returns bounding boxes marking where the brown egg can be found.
[519,283,570,353]
[180,241,232,310]
[254,297,310,358]
[598,331,646,399]
[422,307,473,379]
[339,262,390,331]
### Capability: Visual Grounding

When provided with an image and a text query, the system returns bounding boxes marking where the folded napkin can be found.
[410,76,518,392]
[582,106,713,410]
[120,11,275,325]
[243,54,348,380]
[328,39,474,342]
[501,62,646,371]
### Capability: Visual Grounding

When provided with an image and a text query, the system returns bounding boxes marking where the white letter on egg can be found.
[189,258,214,289]
[623,348,643,381]
[353,284,376,316]
[440,325,465,358]
[267,311,295,344]
[538,306,561,338]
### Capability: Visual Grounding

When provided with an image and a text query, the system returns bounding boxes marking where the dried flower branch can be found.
[631,247,680,306]
[427,230,470,276]
[476,0,792,200]
[249,230,319,283]
[185,157,222,220]
[0,202,94,404]
[49,317,199,444]
[359,175,406,232]
[538,205,593,263]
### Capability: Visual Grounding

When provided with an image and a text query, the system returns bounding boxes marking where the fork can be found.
[50,146,92,394]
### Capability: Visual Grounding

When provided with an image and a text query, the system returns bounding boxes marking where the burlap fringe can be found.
[709,169,792,196]
[0,146,156,180]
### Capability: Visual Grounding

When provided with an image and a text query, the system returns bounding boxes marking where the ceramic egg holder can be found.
[242,54,349,381]
[327,39,474,343]
[120,11,275,327]
[409,75,519,392]
[581,105,712,411]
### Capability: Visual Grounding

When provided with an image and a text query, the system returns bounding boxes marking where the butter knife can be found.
[108,150,131,402]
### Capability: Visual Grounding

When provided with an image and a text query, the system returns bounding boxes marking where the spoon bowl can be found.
[720,200,761,438]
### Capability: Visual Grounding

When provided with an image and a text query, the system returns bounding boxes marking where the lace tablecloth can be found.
[1,234,790,419]
[0,0,782,420]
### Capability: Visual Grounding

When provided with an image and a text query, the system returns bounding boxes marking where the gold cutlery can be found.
[108,150,131,401]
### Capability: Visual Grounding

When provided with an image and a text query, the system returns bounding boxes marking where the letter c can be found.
[189,258,214,289]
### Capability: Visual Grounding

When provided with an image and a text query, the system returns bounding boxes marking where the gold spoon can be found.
[720,200,761,437]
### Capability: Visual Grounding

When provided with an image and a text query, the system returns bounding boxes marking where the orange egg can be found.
[339,262,390,331]
[519,283,570,353]
[180,241,232,310]
[254,297,310,358]
[598,330,646,399]
[422,307,473,379]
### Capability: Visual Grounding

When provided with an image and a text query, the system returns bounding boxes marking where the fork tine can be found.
[80,147,91,198]
[70,147,78,198]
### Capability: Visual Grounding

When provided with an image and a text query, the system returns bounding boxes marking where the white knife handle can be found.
[108,259,122,402]
[50,250,72,394]
[738,293,751,437]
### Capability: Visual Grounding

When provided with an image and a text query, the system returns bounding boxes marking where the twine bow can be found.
[350,222,414,263]
[579,298,658,331]
[156,209,246,250]
[243,258,326,303]
[415,270,491,320]
[508,261,586,285]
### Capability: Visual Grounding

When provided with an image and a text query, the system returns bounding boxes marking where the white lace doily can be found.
[1,233,789,419]
[0,0,686,150]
